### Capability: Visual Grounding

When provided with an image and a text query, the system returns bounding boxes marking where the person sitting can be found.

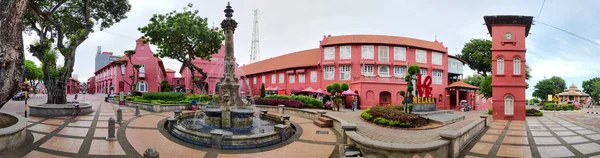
[72,94,80,116]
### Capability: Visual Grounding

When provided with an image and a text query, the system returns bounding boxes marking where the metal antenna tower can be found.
[250,9,260,63]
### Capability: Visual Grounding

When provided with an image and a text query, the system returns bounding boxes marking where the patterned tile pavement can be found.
[461,114,600,157]
[0,95,341,158]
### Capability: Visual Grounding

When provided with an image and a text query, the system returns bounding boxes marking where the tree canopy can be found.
[24,60,43,92]
[591,82,600,104]
[24,0,131,104]
[479,76,492,98]
[464,74,484,88]
[457,39,492,76]
[582,77,600,95]
[533,76,567,102]
[24,60,42,81]
[139,3,224,94]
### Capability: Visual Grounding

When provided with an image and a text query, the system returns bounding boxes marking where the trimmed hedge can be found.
[254,98,304,108]
[540,103,580,111]
[488,108,492,114]
[264,95,324,109]
[126,94,211,104]
[526,108,543,116]
[360,106,427,128]
[142,92,185,101]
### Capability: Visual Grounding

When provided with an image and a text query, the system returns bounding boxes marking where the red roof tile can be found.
[165,68,176,73]
[447,81,479,90]
[238,48,320,76]
[321,35,448,53]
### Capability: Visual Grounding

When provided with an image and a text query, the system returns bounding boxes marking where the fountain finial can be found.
[225,2,233,18]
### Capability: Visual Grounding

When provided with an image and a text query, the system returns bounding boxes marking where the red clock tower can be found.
[484,15,533,120]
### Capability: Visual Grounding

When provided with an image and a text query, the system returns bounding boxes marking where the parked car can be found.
[12,92,28,101]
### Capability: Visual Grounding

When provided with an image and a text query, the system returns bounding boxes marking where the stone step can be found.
[412,110,453,117]
[421,113,465,125]
[313,120,331,128]
[318,117,333,124]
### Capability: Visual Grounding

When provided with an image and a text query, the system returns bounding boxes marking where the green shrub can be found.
[366,106,427,128]
[265,95,324,109]
[488,108,493,114]
[142,92,185,101]
[526,108,543,116]
[361,108,373,120]
[373,117,388,125]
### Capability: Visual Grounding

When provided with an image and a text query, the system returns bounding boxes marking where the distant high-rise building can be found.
[95,46,122,71]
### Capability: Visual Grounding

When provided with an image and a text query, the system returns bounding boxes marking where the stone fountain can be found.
[166,3,295,149]
[203,1,254,130]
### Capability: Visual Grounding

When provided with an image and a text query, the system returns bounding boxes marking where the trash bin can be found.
[191,99,197,111]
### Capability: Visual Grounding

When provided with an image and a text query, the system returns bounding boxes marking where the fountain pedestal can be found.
[204,2,254,129]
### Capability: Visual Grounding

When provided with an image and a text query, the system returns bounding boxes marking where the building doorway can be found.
[379,91,391,105]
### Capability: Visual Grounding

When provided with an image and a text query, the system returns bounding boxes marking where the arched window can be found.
[137,80,148,92]
[497,57,504,75]
[504,95,514,115]
[513,57,521,75]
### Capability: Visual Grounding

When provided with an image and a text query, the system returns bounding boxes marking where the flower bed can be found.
[526,108,543,116]
[540,103,581,111]
[263,95,324,108]
[254,98,304,108]
[360,106,428,128]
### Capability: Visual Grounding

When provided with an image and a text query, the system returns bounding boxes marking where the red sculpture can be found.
[416,74,432,98]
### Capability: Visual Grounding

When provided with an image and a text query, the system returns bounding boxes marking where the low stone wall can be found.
[108,100,191,112]
[0,112,27,152]
[440,117,487,158]
[254,104,489,158]
[254,105,319,120]
[30,103,93,117]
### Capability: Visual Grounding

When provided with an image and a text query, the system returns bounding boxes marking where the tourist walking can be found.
[72,94,80,116]
[352,97,357,112]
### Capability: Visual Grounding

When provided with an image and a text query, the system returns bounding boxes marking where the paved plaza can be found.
[0,95,340,158]
[461,113,600,157]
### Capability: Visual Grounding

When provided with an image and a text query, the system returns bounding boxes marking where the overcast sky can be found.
[23,0,600,99]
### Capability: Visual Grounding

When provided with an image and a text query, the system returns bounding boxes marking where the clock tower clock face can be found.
[504,32,513,40]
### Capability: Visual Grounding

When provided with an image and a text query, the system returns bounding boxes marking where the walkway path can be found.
[460,115,600,157]
[0,95,339,158]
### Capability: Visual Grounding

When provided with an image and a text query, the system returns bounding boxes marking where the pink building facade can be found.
[65,78,80,94]
[179,45,236,95]
[239,35,488,110]
[94,38,167,95]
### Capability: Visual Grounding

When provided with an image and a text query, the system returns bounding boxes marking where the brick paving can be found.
[323,108,486,144]
[460,115,600,157]
[0,95,340,158]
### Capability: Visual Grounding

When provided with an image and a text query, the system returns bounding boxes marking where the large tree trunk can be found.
[0,0,27,109]
[45,79,67,104]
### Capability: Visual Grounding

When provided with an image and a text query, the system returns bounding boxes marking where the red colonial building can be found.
[486,15,533,120]
[93,38,168,95]
[87,76,95,94]
[65,78,81,94]
[239,35,488,110]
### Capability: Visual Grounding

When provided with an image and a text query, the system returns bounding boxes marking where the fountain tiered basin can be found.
[166,106,295,149]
